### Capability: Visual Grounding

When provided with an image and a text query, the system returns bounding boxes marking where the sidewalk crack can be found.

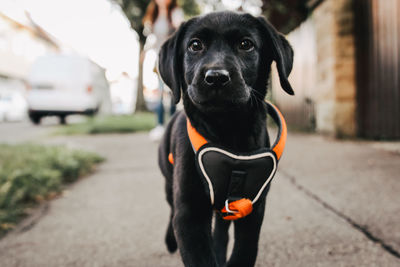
[280,170,400,260]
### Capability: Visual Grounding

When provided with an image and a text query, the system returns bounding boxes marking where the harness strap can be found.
[221,170,253,220]
[168,153,174,164]
[186,120,208,151]
[268,102,287,160]
[186,101,287,159]
[227,170,247,199]
[169,101,287,164]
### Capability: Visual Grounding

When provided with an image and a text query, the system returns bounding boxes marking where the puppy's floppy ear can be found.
[257,17,294,95]
[158,22,188,104]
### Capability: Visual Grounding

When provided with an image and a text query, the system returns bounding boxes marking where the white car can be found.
[0,90,28,122]
[27,55,111,124]
[0,78,28,122]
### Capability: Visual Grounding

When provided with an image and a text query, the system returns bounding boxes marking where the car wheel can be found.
[59,115,67,125]
[29,114,42,125]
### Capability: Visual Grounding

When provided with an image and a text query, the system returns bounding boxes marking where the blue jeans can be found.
[156,78,176,125]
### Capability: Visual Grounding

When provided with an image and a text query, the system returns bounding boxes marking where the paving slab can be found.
[258,173,399,266]
[280,132,400,258]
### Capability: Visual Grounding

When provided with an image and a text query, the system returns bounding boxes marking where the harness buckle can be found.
[221,198,253,220]
[224,199,239,214]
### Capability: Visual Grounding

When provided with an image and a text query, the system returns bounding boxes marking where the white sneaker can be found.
[149,125,165,141]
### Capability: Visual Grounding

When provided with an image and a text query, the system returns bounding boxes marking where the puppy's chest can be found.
[212,121,267,152]
[213,129,267,153]
[222,138,263,153]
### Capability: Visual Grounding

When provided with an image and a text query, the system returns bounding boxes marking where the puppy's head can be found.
[159,11,294,112]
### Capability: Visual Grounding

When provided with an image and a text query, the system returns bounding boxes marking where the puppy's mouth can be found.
[187,85,251,110]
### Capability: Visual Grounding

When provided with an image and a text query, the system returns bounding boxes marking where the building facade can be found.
[272,0,400,139]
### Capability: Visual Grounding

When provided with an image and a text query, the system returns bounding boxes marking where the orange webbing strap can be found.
[168,119,208,165]
[168,153,174,164]
[186,119,208,152]
[221,198,253,220]
[171,103,286,163]
[268,102,287,160]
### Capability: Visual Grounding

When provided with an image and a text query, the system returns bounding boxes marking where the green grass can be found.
[55,112,156,135]
[0,144,104,236]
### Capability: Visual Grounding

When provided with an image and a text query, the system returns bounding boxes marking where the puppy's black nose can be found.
[204,69,230,86]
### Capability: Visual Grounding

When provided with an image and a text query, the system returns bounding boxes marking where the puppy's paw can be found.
[165,222,178,253]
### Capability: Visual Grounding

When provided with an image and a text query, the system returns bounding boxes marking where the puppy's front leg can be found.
[226,198,266,267]
[173,166,218,266]
[213,215,231,266]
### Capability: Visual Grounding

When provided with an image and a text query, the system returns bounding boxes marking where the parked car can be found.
[110,72,137,115]
[0,91,28,122]
[27,55,111,124]
[0,79,28,122]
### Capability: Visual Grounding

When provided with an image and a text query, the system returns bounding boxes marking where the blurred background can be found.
[0,1,399,266]
[0,0,398,139]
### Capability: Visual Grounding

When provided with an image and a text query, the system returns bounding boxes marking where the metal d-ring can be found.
[225,199,238,214]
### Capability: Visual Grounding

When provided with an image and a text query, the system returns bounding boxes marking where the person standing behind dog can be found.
[143,0,184,141]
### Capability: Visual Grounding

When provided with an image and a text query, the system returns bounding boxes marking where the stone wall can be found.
[273,0,357,137]
[271,19,318,131]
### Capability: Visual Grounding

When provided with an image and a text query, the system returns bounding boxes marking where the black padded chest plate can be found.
[196,146,277,210]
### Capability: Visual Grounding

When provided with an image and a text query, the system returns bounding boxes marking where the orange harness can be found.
[169,101,287,220]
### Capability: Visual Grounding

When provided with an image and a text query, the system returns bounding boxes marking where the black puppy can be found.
[158,11,293,267]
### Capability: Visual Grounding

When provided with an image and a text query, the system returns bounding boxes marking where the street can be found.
[0,122,399,266]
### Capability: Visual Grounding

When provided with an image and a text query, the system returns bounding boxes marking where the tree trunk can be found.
[135,41,148,112]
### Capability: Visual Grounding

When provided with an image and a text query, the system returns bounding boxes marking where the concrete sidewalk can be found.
[0,132,399,266]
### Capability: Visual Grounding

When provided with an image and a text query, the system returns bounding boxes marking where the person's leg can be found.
[149,77,166,141]
[156,98,165,125]
[157,79,165,125]
[170,95,176,116]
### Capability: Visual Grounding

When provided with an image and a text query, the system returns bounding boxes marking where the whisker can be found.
[250,91,262,111]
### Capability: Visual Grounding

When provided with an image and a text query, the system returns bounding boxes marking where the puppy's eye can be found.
[238,39,254,51]
[188,39,204,52]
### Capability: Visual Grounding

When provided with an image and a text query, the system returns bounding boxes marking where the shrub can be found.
[0,144,103,236]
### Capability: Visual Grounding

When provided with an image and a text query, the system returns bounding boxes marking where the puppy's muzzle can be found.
[204,69,231,87]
